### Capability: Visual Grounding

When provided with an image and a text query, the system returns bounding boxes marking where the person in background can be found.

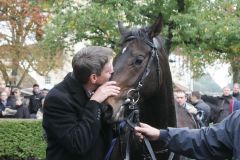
[13,88,21,98]
[43,46,120,160]
[28,84,43,119]
[190,91,211,126]
[202,85,240,123]
[8,88,22,107]
[134,110,240,159]
[0,91,17,118]
[36,88,49,119]
[232,83,240,100]
[175,90,197,115]
[219,86,239,119]
[0,80,6,92]
[14,96,30,119]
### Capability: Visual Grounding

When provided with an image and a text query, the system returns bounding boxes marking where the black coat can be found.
[0,99,15,118]
[14,104,30,118]
[232,92,240,100]
[42,73,113,160]
[194,99,211,126]
[0,99,14,112]
[28,93,42,114]
[159,110,240,159]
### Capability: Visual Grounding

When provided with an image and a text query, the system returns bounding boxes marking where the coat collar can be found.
[63,72,85,93]
[63,73,90,106]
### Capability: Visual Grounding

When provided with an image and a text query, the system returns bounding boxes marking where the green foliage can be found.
[0,119,46,160]
[42,0,240,81]
[169,0,240,78]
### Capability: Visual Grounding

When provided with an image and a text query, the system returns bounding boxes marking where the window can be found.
[45,76,51,84]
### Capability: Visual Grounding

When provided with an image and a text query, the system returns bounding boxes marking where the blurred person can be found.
[0,91,17,118]
[190,91,211,126]
[36,88,49,119]
[28,84,43,119]
[0,91,14,109]
[41,88,49,98]
[14,96,30,119]
[43,46,120,160]
[220,86,239,119]
[175,90,200,160]
[202,85,240,123]
[175,90,197,115]
[8,88,22,107]
[232,83,240,100]
[0,80,6,92]
[13,88,21,98]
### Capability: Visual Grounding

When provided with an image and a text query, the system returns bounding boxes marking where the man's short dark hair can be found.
[191,91,201,99]
[33,84,39,88]
[72,46,114,83]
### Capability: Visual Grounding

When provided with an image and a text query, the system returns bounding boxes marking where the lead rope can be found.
[123,98,156,160]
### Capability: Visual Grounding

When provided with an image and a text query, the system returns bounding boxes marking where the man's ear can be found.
[89,74,98,84]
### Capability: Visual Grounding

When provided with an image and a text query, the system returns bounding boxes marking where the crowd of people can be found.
[134,83,240,159]
[0,81,49,119]
[174,83,240,127]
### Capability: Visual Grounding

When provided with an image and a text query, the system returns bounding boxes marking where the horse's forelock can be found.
[121,27,148,43]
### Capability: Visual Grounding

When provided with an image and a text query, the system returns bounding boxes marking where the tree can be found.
[0,0,64,88]
[42,0,146,53]
[169,0,240,82]
[43,0,240,83]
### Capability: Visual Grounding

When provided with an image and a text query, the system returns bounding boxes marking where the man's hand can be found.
[188,107,198,115]
[2,108,17,116]
[134,123,160,141]
[90,81,120,103]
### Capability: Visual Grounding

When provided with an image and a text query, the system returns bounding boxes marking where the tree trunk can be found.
[16,65,30,88]
[230,58,240,83]
[177,0,185,12]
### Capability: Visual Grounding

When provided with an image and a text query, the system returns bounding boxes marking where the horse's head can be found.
[106,14,166,122]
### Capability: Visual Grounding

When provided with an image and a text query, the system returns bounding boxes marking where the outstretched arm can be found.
[135,111,240,159]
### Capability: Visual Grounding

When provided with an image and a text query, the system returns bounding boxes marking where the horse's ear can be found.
[118,21,128,36]
[148,13,163,38]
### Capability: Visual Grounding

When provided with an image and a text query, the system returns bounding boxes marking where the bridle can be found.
[105,30,171,160]
[117,30,162,160]
[124,30,161,93]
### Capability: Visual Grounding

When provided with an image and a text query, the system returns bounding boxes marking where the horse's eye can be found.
[134,57,144,65]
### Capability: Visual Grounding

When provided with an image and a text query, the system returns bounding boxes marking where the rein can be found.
[119,93,157,160]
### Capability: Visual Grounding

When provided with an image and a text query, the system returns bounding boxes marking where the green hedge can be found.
[0,119,46,160]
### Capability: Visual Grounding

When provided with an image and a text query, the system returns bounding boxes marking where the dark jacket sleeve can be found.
[159,111,239,159]
[233,100,240,111]
[43,91,102,155]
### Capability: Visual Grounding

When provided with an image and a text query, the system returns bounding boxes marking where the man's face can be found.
[33,86,40,94]
[96,58,114,85]
[223,87,231,96]
[190,95,198,104]
[176,92,187,106]
[233,84,239,94]
[42,90,49,97]
[0,92,8,101]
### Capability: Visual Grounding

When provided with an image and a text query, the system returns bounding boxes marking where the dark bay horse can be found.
[201,95,240,123]
[106,14,176,160]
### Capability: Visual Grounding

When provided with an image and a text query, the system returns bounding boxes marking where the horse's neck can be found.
[139,96,168,129]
